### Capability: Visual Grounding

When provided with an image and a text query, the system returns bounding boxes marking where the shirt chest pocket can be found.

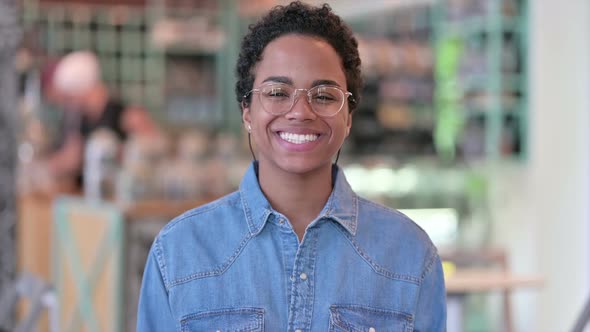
[329,305,413,332]
[180,307,264,332]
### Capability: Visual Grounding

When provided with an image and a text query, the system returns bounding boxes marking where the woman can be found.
[137,2,446,331]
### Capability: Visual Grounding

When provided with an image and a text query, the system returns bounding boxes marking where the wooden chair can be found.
[440,248,514,332]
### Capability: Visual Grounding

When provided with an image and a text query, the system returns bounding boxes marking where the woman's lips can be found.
[278,132,320,144]
[275,130,323,151]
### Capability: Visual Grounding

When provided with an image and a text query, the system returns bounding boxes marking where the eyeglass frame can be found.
[242,82,356,118]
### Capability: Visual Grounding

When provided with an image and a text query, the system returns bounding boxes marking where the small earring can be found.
[247,124,251,133]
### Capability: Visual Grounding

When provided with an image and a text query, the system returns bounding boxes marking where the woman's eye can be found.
[313,94,336,102]
[266,89,290,98]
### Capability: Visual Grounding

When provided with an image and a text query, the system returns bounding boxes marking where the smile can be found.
[278,132,320,144]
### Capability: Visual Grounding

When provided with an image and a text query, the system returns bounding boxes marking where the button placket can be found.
[280,220,300,315]
[287,229,318,332]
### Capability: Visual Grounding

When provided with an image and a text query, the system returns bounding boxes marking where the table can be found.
[445,268,544,332]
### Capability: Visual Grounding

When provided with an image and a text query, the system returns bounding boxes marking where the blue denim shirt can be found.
[137,162,446,331]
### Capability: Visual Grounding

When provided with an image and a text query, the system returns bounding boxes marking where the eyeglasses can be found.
[243,83,354,117]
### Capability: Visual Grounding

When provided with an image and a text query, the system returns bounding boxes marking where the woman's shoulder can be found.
[357,197,431,237]
[353,197,439,280]
[355,196,437,255]
[148,191,255,288]
[157,191,243,239]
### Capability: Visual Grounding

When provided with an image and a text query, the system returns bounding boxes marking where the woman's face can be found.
[242,34,352,176]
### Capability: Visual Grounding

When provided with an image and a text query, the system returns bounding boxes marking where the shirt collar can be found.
[239,162,358,237]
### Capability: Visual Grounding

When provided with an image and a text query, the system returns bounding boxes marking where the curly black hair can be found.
[235,1,362,113]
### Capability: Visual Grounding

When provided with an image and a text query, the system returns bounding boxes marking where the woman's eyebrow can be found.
[260,77,342,88]
[311,79,341,87]
[261,76,293,85]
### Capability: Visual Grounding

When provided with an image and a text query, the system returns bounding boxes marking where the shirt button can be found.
[369,328,376,332]
[279,218,285,225]
[299,272,307,280]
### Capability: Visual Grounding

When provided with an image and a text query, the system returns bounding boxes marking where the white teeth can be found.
[279,132,319,144]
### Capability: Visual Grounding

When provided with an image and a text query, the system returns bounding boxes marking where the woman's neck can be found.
[258,163,333,240]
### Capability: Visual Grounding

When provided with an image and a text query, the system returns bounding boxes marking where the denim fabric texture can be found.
[137,162,446,331]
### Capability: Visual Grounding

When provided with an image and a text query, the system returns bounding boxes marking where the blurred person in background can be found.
[43,50,158,188]
[137,2,446,331]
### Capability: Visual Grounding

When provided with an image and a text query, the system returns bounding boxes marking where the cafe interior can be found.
[0,0,589,331]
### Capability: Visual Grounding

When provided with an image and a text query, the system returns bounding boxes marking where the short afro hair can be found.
[235,1,362,113]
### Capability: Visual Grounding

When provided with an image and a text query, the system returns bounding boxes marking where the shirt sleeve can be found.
[136,243,177,331]
[413,250,447,331]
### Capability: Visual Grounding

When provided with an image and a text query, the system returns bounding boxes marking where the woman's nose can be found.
[286,91,316,120]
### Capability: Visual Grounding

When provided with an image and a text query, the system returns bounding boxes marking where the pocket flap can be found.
[330,305,412,332]
[181,307,264,332]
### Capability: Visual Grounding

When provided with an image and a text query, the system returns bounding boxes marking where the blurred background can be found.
[0,0,588,331]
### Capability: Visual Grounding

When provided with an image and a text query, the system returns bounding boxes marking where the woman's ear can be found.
[242,104,252,133]
[345,111,352,137]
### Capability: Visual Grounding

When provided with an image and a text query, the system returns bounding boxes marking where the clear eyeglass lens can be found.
[258,84,345,116]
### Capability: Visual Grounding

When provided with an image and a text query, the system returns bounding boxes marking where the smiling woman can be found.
[137,2,447,331]
[242,34,352,192]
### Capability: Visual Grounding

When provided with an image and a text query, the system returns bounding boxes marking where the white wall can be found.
[490,0,590,330]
